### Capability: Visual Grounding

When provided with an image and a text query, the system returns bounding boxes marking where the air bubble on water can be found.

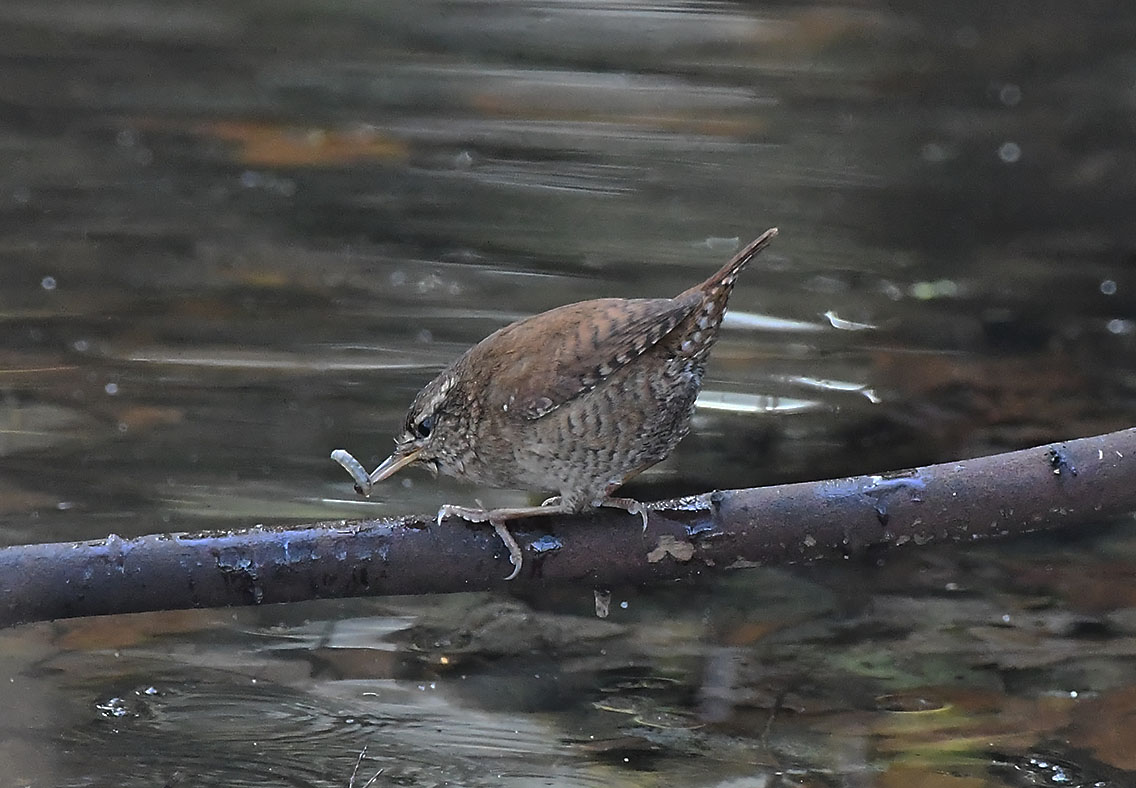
[911,279,960,300]
[921,142,948,163]
[998,83,1022,107]
[998,141,1021,163]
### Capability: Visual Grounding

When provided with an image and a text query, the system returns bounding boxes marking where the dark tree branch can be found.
[1,428,1134,628]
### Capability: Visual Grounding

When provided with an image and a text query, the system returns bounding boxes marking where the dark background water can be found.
[1,1,1135,785]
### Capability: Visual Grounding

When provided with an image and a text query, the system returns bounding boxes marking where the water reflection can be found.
[1,0,1135,785]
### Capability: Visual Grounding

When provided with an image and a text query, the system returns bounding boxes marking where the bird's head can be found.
[368,367,467,485]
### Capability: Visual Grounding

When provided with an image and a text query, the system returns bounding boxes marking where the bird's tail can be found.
[670,227,778,366]
[698,227,778,294]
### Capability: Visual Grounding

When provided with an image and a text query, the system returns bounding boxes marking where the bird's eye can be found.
[414,414,435,438]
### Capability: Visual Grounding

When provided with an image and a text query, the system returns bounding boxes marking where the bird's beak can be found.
[368,447,423,485]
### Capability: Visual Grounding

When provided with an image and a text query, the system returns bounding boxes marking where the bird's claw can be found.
[436,504,523,580]
[436,504,488,527]
[491,520,524,581]
[598,496,650,531]
[631,502,649,532]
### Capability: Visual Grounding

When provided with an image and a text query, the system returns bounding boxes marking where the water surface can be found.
[1,1,1135,785]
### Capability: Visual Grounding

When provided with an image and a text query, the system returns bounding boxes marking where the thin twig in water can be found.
[348,746,366,788]
[760,690,785,747]
[348,745,383,788]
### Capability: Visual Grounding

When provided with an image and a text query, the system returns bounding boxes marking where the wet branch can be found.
[1,427,1134,628]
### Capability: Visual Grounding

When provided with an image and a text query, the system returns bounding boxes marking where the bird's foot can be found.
[437,502,564,580]
[599,496,650,531]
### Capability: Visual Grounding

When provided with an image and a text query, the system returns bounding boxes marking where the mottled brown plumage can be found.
[333,228,778,578]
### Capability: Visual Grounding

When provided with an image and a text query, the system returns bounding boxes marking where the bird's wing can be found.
[477,293,702,420]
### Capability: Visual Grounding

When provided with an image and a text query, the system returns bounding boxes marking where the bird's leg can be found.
[437,492,650,580]
[437,502,567,580]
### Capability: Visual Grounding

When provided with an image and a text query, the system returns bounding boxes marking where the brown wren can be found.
[332,227,778,579]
